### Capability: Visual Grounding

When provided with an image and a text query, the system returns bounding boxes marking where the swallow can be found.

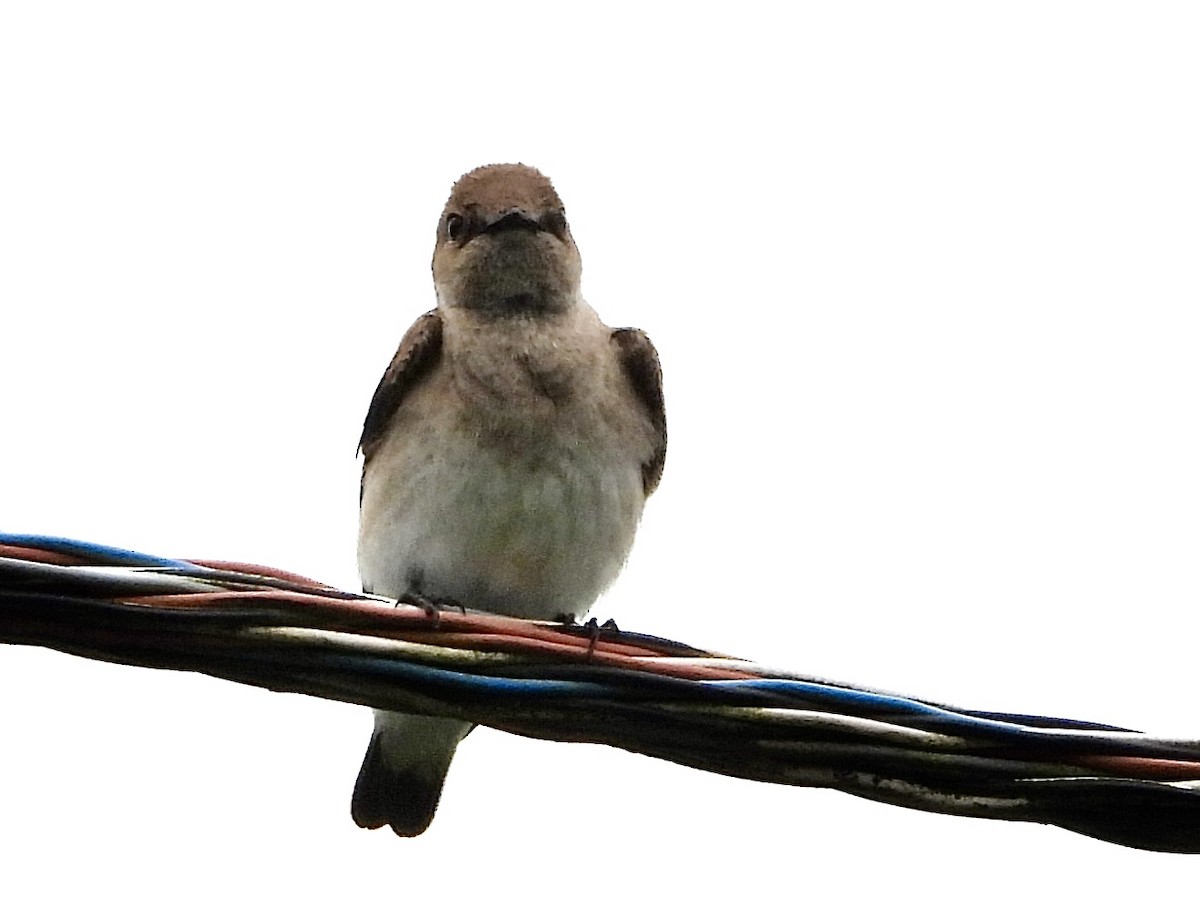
[353,163,666,836]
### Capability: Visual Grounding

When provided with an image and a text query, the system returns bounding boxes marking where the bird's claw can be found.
[397,592,464,627]
[580,616,620,659]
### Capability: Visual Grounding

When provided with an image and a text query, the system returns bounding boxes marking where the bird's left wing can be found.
[611,327,667,495]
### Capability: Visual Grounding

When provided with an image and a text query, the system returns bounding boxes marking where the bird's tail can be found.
[351,710,473,837]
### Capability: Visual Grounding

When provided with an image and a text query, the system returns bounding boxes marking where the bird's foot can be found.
[579,616,620,659]
[553,613,620,630]
[552,614,620,658]
[396,592,465,627]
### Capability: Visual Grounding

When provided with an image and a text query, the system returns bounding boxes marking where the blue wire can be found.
[697,678,1042,738]
[0,533,204,570]
[322,660,1145,747]
[312,652,625,699]
[306,656,1107,741]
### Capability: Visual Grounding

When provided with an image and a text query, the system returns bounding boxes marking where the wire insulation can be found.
[3,532,1198,853]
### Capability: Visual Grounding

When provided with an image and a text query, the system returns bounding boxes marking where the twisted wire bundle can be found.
[2,533,1198,852]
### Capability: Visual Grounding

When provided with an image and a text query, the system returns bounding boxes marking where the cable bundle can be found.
[2,532,1198,852]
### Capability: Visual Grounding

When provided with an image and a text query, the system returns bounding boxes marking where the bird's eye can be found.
[542,210,568,238]
[445,213,465,241]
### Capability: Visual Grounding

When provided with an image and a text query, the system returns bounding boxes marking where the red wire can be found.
[187,559,335,589]
[112,588,750,679]
[0,544,84,566]
[1071,754,1200,781]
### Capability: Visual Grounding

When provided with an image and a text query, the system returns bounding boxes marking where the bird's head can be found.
[432,163,582,316]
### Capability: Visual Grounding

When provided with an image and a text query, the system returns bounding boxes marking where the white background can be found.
[2,2,1199,895]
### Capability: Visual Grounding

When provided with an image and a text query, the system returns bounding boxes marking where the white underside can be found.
[358,417,645,620]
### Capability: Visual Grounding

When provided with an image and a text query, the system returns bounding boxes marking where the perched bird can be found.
[353,164,667,836]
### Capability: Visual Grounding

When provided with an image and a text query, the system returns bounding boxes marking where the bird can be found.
[352,163,667,836]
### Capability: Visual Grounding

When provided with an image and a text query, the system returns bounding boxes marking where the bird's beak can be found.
[484,210,541,235]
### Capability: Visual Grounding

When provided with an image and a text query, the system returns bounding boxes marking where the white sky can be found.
[2,2,1199,895]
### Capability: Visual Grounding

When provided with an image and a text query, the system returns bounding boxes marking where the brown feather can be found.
[359,310,444,463]
[610,327,667,495]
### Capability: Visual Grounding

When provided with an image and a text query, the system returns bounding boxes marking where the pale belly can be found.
[358,424,646,620]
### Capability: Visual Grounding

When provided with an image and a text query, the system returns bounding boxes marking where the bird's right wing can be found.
[359,310,444,464]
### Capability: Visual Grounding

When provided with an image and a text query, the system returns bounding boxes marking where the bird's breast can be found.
[357,362,648,619]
